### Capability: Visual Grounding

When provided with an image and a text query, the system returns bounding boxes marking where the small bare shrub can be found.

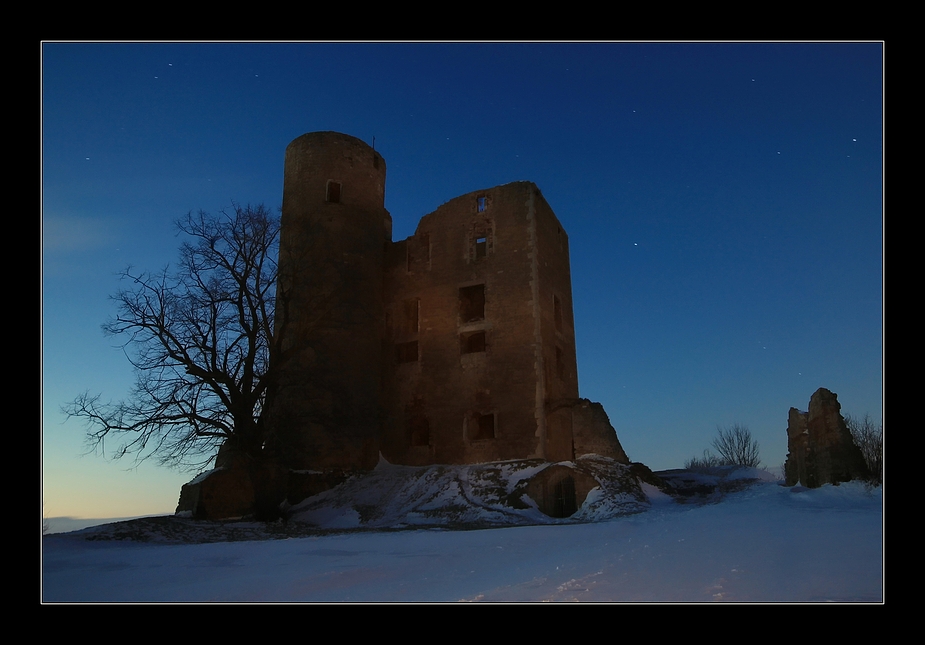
[711,424,761,468]
[685,424,761,471]
[685,450,725,470]
[846,413,883,485]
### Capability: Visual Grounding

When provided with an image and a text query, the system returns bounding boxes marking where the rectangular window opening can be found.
[474,413,495,440]
[556,346,565,379]
[477,196,487,212]
[475,236,487,258]
[459,284,485,323]
[460,331,486,355]
[469,225,491,262]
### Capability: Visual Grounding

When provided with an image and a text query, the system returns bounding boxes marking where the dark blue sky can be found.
[42,42,883,518]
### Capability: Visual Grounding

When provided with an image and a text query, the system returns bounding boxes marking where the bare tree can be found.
[64,205,289,471]
[845,413,883,485]
[711,424,761,468]
[684,450,724,470]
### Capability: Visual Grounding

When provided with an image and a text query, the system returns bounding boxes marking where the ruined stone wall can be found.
[546,399,629,463]
[269,132,621,473]
[180,132,636,518]
[571,399,629,462]
[784,388,870,487]
[381,183,546,465]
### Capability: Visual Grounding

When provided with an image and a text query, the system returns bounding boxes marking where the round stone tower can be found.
[270,132,390,472]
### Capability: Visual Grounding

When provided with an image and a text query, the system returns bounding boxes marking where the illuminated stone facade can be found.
[269,132,627,473]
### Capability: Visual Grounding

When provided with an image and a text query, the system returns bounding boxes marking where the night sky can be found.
[42,42,883,519]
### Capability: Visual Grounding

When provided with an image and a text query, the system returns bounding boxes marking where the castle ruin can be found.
[267,131,627,473]
[784,388,870,487]
[179,131,628,519]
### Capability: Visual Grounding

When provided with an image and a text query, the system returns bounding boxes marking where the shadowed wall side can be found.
[269,132,390,472]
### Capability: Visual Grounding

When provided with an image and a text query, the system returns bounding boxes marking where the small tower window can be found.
[477,196,487,212]
[326,181,342,203]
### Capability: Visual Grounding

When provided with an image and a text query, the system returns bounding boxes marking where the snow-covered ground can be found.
[285,456,651,530]
[42,473,882,603]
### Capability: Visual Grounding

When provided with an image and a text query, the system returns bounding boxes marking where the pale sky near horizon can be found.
[42,42,883,519]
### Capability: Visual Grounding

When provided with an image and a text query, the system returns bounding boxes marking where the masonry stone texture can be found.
[270,131,626,470]
[784,388,870,488]
[177,131,628,519]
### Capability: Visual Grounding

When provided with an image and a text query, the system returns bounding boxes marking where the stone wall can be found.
[547,398,630,463]
[380,182,581,466]
[179,133,635,520]
[784,388,870,487]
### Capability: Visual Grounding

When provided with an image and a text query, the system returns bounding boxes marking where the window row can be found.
[400,287,564,331]
[392,286,486,336]
[394,330,488,364]
[406,411,496,447]
[397,336,570,383]
[406,213,494,272]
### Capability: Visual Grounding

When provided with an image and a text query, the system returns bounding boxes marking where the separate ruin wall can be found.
[547,398,630,464]
[784,388,870,487]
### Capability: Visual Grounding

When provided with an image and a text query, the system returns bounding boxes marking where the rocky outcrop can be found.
[784,388,870,487]
[176,467,256,521]
[547,398,630,463]
[177,446,289,521]
[573,400,630,463]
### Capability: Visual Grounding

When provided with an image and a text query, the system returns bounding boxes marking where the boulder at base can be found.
[176,467,255,520]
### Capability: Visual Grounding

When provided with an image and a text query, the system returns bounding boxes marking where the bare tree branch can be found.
[63,204,287,471]
[845,413,883,485]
